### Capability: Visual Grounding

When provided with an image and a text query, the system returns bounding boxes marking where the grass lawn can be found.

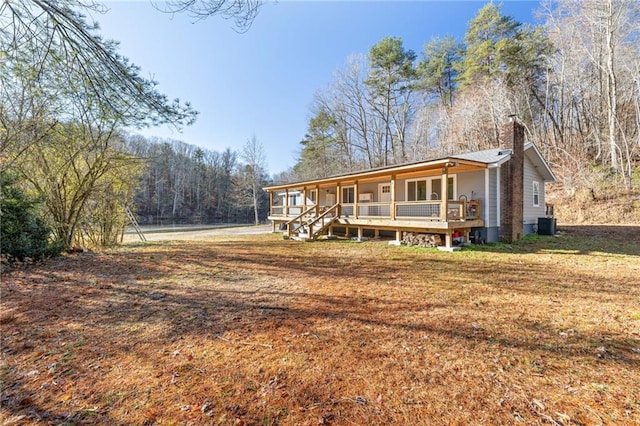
[1,226,639,425]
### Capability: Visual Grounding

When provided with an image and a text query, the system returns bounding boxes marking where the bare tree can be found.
[156,0,263,32]
[240,135,268,225]
[543,0,640,184]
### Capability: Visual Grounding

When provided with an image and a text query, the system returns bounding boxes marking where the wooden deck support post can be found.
[445,230,452,248]
[357,227,363,240]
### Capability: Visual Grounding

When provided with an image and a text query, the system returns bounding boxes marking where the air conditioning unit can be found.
[358,192,373,202]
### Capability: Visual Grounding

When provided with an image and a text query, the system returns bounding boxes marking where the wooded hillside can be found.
[285,1,640,219]
[1,1,638,253]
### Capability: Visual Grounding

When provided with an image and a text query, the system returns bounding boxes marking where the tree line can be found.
[2,0,638,260]
[285,1,640,194]
[124,134,269,226]
[0,0,267,259]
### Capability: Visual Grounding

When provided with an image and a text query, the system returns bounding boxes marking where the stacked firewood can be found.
[401,232,442,247]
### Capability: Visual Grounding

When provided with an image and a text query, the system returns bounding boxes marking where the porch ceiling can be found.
[264,158,488,192]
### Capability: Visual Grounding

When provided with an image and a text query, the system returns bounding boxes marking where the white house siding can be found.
[395,178,408,201]
[456,170,485,203]
[478,167,498,242]
[523,154,547,234]
[357,182,379,199]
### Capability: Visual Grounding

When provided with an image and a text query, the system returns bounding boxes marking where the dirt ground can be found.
[1,225,639,425]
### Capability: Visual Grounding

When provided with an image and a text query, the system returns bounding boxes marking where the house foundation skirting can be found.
[270,216,485,248]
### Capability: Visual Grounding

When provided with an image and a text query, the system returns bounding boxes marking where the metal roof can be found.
[264,143,555,191]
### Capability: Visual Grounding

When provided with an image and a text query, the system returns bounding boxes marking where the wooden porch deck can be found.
[268,199,484,248]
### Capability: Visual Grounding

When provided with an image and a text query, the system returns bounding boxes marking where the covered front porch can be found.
[265,157,490,248]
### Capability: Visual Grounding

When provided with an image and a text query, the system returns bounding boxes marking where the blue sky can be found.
[97,1,542,175]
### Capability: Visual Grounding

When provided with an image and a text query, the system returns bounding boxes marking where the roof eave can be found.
[264,157,489,192]
[524,142,556,182]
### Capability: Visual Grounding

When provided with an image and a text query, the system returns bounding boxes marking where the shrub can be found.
[0,171,63,261]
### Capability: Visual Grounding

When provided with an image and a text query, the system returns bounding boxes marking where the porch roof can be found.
[264,152,496,192]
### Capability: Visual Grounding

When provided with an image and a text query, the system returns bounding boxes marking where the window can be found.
[532,181,540,207]
[407,180,427,201]
[342,186,355,203]
[407,176,455,201]
[381,185,391,194]
[308,189,317,203]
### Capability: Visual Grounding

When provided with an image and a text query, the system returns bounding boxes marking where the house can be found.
[263,119,556,249]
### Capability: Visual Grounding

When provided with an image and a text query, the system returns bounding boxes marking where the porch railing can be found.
[271,204,316,216]
[305,203,340,238]
[272,199,482,222]
[396,201,441,219]
[285,205,318,236]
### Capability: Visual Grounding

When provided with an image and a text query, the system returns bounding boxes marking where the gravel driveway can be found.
[124,224,273,242]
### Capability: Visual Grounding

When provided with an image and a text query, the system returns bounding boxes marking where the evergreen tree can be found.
[417,36,462,108]
[366,37,417,165]
[0,171,62,261]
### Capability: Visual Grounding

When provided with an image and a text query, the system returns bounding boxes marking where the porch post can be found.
[284,189,289,217]
[391,175,396,220]
[303,187,307,212]
[354,180,359,219]
[269,191,274,216]
[440,167,448,221]
[285,188,292,236]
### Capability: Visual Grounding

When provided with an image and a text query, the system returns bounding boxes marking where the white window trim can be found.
[307,189,317,204]
[341,185,355,204]
[405,176,457,201]
[532,181,540,207]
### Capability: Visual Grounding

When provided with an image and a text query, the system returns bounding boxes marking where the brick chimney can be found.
[499,117,524,242]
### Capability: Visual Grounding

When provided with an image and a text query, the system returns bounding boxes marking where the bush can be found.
[0,171,63,261]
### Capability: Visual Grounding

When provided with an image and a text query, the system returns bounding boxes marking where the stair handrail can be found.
[306,203,340,238]
[285,205,319,236]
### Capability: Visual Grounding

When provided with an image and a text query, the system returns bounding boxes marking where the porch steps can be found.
[293,214,338,241]
[285,203,340,241]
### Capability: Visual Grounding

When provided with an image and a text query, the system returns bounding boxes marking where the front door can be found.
[379,183,391,202]
[379,183,391,216]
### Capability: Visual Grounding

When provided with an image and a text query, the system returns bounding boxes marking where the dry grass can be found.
[1,226,639,425]
[548,185,640,225]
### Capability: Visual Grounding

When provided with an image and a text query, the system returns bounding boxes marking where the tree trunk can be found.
[605,0,619,172]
